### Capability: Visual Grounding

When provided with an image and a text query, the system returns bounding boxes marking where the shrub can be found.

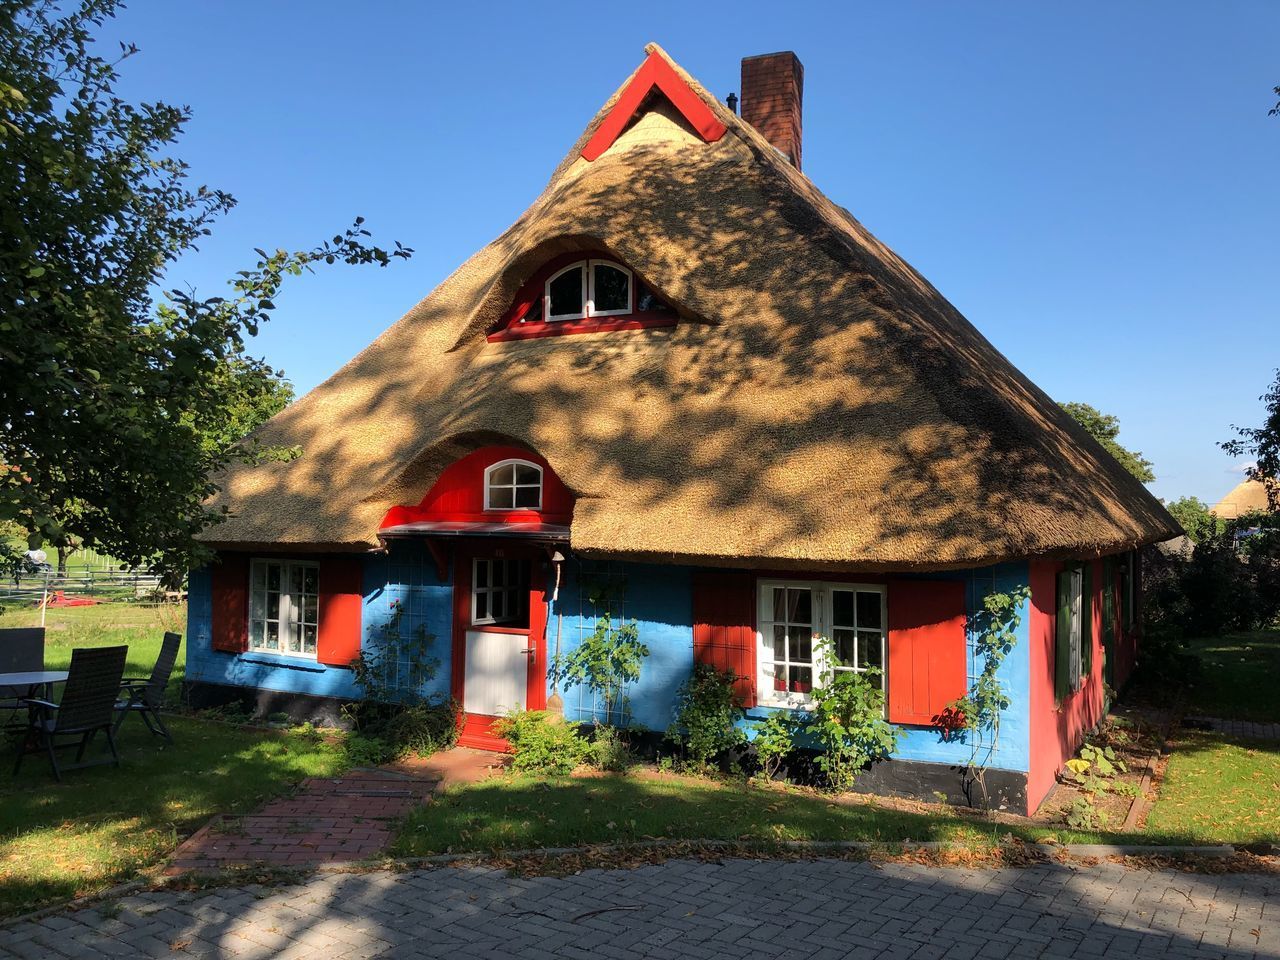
[345,734,399,767]
[342,697,460,764]
[667,664,745,771]
[749,711,798,781]
[494,710,588,775]
[799,640,899,793]
[585,724,632,772]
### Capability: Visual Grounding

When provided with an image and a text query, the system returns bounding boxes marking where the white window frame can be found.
[483,458,543,512]
[249,558,320,660]
[542,259,633,322]
[755,579,888,710]
[471,557,531,627]
[586,260,633,317]
[544,262,588,322]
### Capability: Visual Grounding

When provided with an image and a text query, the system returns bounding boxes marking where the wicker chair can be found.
[0,628,44,728]
[113,632,181,743]
[13,645,128,780]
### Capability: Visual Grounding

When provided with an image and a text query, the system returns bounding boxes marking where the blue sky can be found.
[100,1,1277,505]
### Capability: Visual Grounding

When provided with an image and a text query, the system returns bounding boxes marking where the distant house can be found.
[186,46,1178,814]
[1212,478,1274,520]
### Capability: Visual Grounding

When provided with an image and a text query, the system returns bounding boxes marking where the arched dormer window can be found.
[484,459,542,511]
[488,252,677,342]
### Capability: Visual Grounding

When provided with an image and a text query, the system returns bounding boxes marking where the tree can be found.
[1163,496,1221,543]
[1222,367,1280,512]
[0,1,410,583]
[1271,84,1279,117]
[1059,402,1156,483]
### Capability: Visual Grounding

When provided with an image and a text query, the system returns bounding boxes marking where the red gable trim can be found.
[581,51,727,162]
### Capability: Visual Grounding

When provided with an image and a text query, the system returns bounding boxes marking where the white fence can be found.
[0,568,167,609]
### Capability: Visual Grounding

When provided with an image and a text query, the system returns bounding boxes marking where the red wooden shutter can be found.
[210,554,249,653]
[692,571,757,707]
[886,580,967,726]
[317,556,364,666]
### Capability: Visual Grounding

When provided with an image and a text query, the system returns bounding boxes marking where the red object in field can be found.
[42,591,100,608]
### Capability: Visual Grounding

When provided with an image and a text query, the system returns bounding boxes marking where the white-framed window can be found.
[249,559,319,658]
[756,580,887,709]
[484,459,542,511]
[472,557,532,628]
[542,259,633,321]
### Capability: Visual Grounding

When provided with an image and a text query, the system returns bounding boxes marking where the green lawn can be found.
[1145,731,1280,845]
[1182,629,1280,722]
[0,601,349,917]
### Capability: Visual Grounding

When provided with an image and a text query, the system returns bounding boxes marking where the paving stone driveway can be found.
[2,858,1277,959]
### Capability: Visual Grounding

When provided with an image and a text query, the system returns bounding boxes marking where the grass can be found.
[1181,629,1280,722]
[390,768,1144,858]
[1145,731,1280,845]
[0,601,349,916]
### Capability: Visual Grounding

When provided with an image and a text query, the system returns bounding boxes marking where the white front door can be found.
[463,629,528,716]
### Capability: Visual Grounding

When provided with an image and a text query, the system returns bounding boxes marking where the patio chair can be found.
[113,632,181,743]
[13,645,128,781]
[0,628,44,729]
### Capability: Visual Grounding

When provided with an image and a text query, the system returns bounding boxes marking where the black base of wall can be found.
[183,680,352,728]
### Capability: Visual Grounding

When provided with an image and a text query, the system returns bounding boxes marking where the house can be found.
[1212,478,1274,520]
[186,46,1179,814]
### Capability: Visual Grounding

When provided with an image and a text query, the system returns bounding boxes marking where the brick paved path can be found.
[168,748,499,872]
[1185,717,1280,741]
[3,858,1276,959]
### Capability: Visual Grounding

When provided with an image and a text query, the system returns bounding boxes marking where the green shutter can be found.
[1080,562,1093,677]
[1055,569,1072,705]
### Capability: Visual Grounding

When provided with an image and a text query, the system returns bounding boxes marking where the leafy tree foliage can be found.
[1271,84,1279,117]
[1222,367,1280,512]
[1164,496,1223,543]
[1059,402,1155,483]
[0,1,410,582]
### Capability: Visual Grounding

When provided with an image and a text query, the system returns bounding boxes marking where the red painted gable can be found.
[581,50,727,162]
[379,446,574,529]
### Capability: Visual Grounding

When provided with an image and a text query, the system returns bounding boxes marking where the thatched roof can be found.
[1212,478,1274,519]
[201,44,1178,571]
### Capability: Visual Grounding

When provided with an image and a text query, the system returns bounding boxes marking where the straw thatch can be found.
[1212,478,1274,519]
[200,44,1178,571]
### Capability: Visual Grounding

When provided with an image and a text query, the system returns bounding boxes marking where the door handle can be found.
[519,648,534,655]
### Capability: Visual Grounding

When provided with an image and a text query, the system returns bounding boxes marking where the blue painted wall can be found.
[190,549,1031,773]
[186,542,452,703]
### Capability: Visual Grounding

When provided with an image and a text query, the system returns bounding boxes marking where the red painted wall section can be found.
[692,571,757,708]
[316,556,363,666]
[885,580,967,726]
[211,554,249,653]
[1027,558,1111,811]
[379,446,574,529]
[581,50,727,162]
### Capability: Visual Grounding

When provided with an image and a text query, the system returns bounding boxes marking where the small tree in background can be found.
[1059,402,1155,483]
[1163,496,1223,543]
[1222,368,1280,512]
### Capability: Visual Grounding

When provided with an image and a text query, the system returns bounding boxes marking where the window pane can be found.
[266,564,281,591]
[303,568,318,594]
[492,590,506,620]
[475,561,488,588]
[789,666,812,693]
[515,464,540,485]
[771,587,786,621]
[286,624,302,653]
[303,625,317,654]
[772,624,787,661]
[548,266,584,317]
[792,630,812,664]
[832,590,854,629]
[514,485,540,508]
[787,588,811,625]
[488,486,514,509]
[250,621,264,647]
[592,263,629,313]
[289,565,305,594]
[858,631,883,670]
[303,595,318,624]
[491,464,514,486]
[834,628,857,667]
[250,592,266,620]
[492,561,505,587]
[856,591,882,630]
[475,591,488,622]
[265,621,279,650]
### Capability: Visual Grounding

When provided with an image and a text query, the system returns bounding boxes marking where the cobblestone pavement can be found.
[2,858,1277,959]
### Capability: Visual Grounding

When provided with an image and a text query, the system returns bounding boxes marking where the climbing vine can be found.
[941,583,1030,807]
[351,598,440,704]
[549,612,649,725]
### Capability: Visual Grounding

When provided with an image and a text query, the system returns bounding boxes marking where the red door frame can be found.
[451,540,549,751]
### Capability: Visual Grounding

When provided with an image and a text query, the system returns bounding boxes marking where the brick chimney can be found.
[740,51,804,170]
